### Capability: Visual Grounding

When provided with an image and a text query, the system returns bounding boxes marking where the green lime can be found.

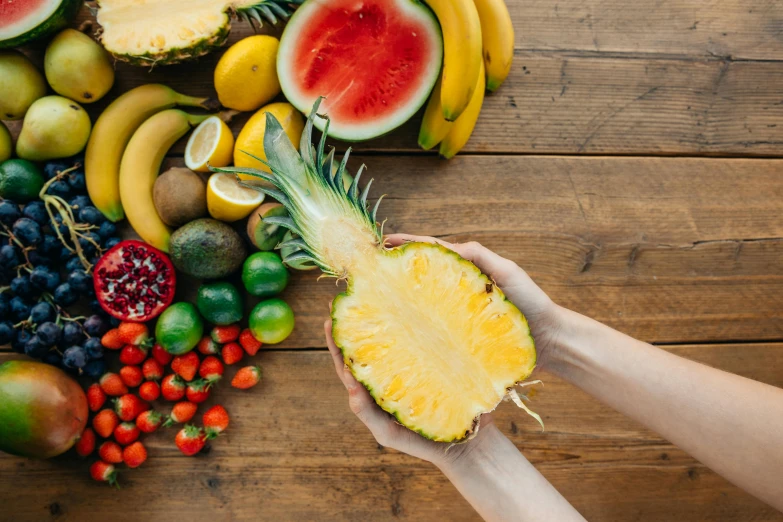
[197,281,243,325]
[155,302,204,354]
[249,298,294,344]
[0,123,11,163]
[242,252,289,298]
[0,159,44,202]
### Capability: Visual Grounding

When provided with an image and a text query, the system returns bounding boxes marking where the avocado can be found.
[169,218,247,279]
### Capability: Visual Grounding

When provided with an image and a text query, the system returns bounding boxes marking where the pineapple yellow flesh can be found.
[214,98,538,442]
[98,0,229,58]
[333,243,535,442]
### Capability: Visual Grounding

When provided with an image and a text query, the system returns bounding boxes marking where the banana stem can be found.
[175,93,221,112]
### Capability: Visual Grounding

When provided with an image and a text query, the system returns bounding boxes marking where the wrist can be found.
[434,421,506,472]
[536,305,604,378]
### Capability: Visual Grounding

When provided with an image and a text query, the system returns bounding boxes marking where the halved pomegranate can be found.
[94,240,176,322]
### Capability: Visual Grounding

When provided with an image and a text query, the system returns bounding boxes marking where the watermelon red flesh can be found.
[278,0,442,142]
[0,0,82,49]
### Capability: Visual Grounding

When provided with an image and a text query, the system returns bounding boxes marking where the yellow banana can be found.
[418,74,453,150]
[474,0,514,91]
[86,84,217,222]
[439,61,485,159]
[119,110,210,252]
[426,0,483,121]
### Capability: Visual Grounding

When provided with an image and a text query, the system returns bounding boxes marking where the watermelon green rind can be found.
[0,0,82,49]
[277,0,443,142]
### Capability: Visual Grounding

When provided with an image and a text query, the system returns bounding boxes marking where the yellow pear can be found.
[45,29,115,104]
[16,96,92,161]
[0,50,47,120]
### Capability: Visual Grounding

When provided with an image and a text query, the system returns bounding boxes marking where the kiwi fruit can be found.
[153,167,207,227]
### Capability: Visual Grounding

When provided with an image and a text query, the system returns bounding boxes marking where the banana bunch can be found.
[85,84,218,251]
[419,0,514,159]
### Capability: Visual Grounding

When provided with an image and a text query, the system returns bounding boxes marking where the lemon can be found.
[0,123,12,163]
[234,102,305,180]
[207,172,265,222]
[214,35,280,112]
[185,116,234,172]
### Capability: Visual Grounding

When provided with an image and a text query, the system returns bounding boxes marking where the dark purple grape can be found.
[43,162,69,180]
[24,335,50,359]
[30,265,60,292]
[78,206,105,225]
[36,322,62,346]
[12,218,42,246]
[10,275,35,298]
[83,315,108,337]
[0,321,14,344]
[22,201,48,226]
[0,201,21,226]
[0,244,20,270]
[11,328,30,353]
[43,351,63,367]
[27,249,53,267]
[62,321,84,345]
[9,296,30,322]
[0,296,9,321]
[104,237,121,250]
[53,283,77,306]
[69,195,91,211]
[84,337,103,359]
[39,235,61,257]
[67,269,92,294]
[62,345,87,369]
[30,301,55,323]
[47,180,71,199]
[66,171,86,193]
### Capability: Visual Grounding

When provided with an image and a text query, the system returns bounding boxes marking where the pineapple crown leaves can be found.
[212,97,384,277]
[234,0,304,28]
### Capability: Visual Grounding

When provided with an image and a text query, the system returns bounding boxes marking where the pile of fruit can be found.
[75,321,261,486]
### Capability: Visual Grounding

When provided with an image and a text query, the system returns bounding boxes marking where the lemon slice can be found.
[185,116,234,172]
[207,172,265,222]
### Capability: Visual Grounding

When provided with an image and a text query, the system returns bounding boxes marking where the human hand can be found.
[384,234,562,369]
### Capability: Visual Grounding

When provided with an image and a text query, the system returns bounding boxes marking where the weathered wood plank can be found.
[5,4,783,156]
[1,343,781,521]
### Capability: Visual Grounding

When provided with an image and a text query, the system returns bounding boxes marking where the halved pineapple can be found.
[216,99,539,442]
[96,0,302,65]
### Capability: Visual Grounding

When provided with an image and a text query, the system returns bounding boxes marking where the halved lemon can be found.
[185,116,234,172]
[207,172,265,222]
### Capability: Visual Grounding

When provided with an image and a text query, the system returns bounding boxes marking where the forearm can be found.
[545,307,783,510]
[437,424,586,522]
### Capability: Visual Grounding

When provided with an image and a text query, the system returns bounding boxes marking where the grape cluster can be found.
[0,160,123,378]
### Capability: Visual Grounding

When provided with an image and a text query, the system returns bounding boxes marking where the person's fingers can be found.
[324,320,353,390]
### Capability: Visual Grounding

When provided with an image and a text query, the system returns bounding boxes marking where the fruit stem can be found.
[175,94,221,112]
[218,110,241,123]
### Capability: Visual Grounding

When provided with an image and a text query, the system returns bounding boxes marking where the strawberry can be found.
[101,328,124,350]
[123,441,147,468]
[138,381,161,401]
[161,374,186,401]
[87,383,106,412]
[119,365,143,388]
[136,410,164,434]
[163,401,197,427]
[152,343,173,365]
[98,441,124,464]
[232,365,262,389]
[197,336,220,355]
[186,379,210,404]
[99,372,128,396]
[142,358,164,381]
[171,351,200,382]
[221,342,244,365]
[113,421,140,446]
[119,344,148,365]
[118,321,151,346]
[203,405,229,439]
[175,425,206,456]
[90,460,118,487]
[211,324,240,344]
[114,393,150,421]
[198,356,223,384]
[75,427,96,457]
[93,409,119,438]
[239,329,263,356]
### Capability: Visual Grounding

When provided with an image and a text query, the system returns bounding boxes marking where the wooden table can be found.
[3,1,783,520]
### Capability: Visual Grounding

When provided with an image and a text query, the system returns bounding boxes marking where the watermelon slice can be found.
[0,0,82,49]
[277,0,442,142]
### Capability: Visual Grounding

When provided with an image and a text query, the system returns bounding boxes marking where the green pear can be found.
[16,96,92,161]
[45,29,115,104]
[0,50,47,120]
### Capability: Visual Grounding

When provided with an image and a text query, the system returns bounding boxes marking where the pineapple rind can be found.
[106,25,230,66]
[331,242,536,443]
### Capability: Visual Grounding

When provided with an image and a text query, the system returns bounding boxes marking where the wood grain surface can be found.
[2,0,782,520]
